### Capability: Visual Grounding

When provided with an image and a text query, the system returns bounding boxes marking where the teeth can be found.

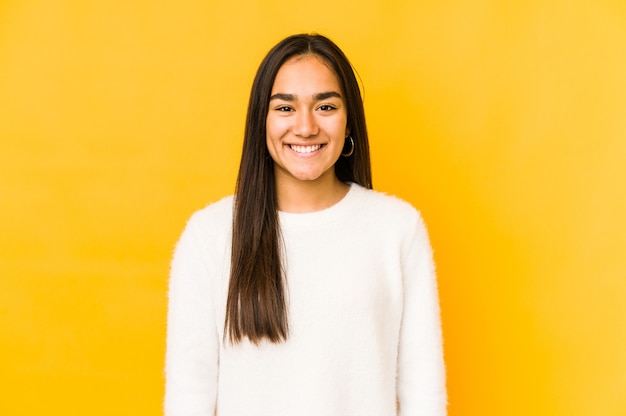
[289,144,322,154]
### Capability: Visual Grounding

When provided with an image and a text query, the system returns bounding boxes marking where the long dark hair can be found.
[225,33,373,344]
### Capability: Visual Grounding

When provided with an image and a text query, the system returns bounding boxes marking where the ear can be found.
[345,124,351,137]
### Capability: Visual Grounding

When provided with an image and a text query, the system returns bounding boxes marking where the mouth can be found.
[288,144,325,154]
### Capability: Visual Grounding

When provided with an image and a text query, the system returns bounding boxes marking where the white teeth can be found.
[289,144,322,154]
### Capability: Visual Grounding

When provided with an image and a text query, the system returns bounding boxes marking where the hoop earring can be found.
[342,136,355,157]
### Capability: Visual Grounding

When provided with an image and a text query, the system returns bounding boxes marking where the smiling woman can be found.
[164,33,447,416]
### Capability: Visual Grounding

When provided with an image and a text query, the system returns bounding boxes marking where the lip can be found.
[286,143,326,155]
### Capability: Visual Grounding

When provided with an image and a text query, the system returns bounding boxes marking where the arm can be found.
[396,212,447,415]
[165,215,219,416]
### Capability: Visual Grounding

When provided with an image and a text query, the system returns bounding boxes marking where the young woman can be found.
[165,33,446,416]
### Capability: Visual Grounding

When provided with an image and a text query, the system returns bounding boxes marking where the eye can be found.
[318,104,336,111]
[275,105,293,112]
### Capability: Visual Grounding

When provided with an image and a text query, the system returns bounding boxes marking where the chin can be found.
[278,166,333,183]
[289,171,325,182]
[293,175,322,182]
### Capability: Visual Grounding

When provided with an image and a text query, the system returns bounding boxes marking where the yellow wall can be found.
[1,1,624,415]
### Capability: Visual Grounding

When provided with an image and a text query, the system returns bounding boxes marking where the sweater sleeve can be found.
[165,214,219,416]
[396,211,447,416]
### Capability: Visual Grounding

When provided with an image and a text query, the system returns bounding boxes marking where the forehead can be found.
[271,54,342,93]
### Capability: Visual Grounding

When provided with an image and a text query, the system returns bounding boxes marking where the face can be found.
[266,54,349,187]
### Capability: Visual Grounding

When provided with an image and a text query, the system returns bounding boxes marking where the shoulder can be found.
[351,184,423,226]
[349,184,431,249]
[184,195,234,237]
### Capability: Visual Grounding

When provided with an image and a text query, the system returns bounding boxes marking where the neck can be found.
[275,172,350,213]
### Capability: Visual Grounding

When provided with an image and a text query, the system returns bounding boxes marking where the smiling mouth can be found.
[288,144,324,154]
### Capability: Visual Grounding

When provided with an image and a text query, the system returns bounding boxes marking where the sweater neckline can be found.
[278,182,361,229]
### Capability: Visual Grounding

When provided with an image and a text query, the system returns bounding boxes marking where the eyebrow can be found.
[269,91,342,101]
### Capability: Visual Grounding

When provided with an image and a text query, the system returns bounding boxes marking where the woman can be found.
[165,33,446,416]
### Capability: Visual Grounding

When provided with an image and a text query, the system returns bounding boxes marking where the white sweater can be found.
[165,184,446,416]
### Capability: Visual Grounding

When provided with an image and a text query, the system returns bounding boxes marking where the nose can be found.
[293,110,318,138]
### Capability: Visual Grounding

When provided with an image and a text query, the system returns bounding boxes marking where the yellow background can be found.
[1,1,625,415]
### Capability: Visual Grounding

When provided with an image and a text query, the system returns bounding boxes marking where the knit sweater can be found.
[165,183,446,416]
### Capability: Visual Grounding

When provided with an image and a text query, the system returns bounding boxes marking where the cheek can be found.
[265,116,273,137]
[330,111,348,132]
[266,116,287,139]
[265,136,279,163]
[326,115,348,136]
[265,119,283,155]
